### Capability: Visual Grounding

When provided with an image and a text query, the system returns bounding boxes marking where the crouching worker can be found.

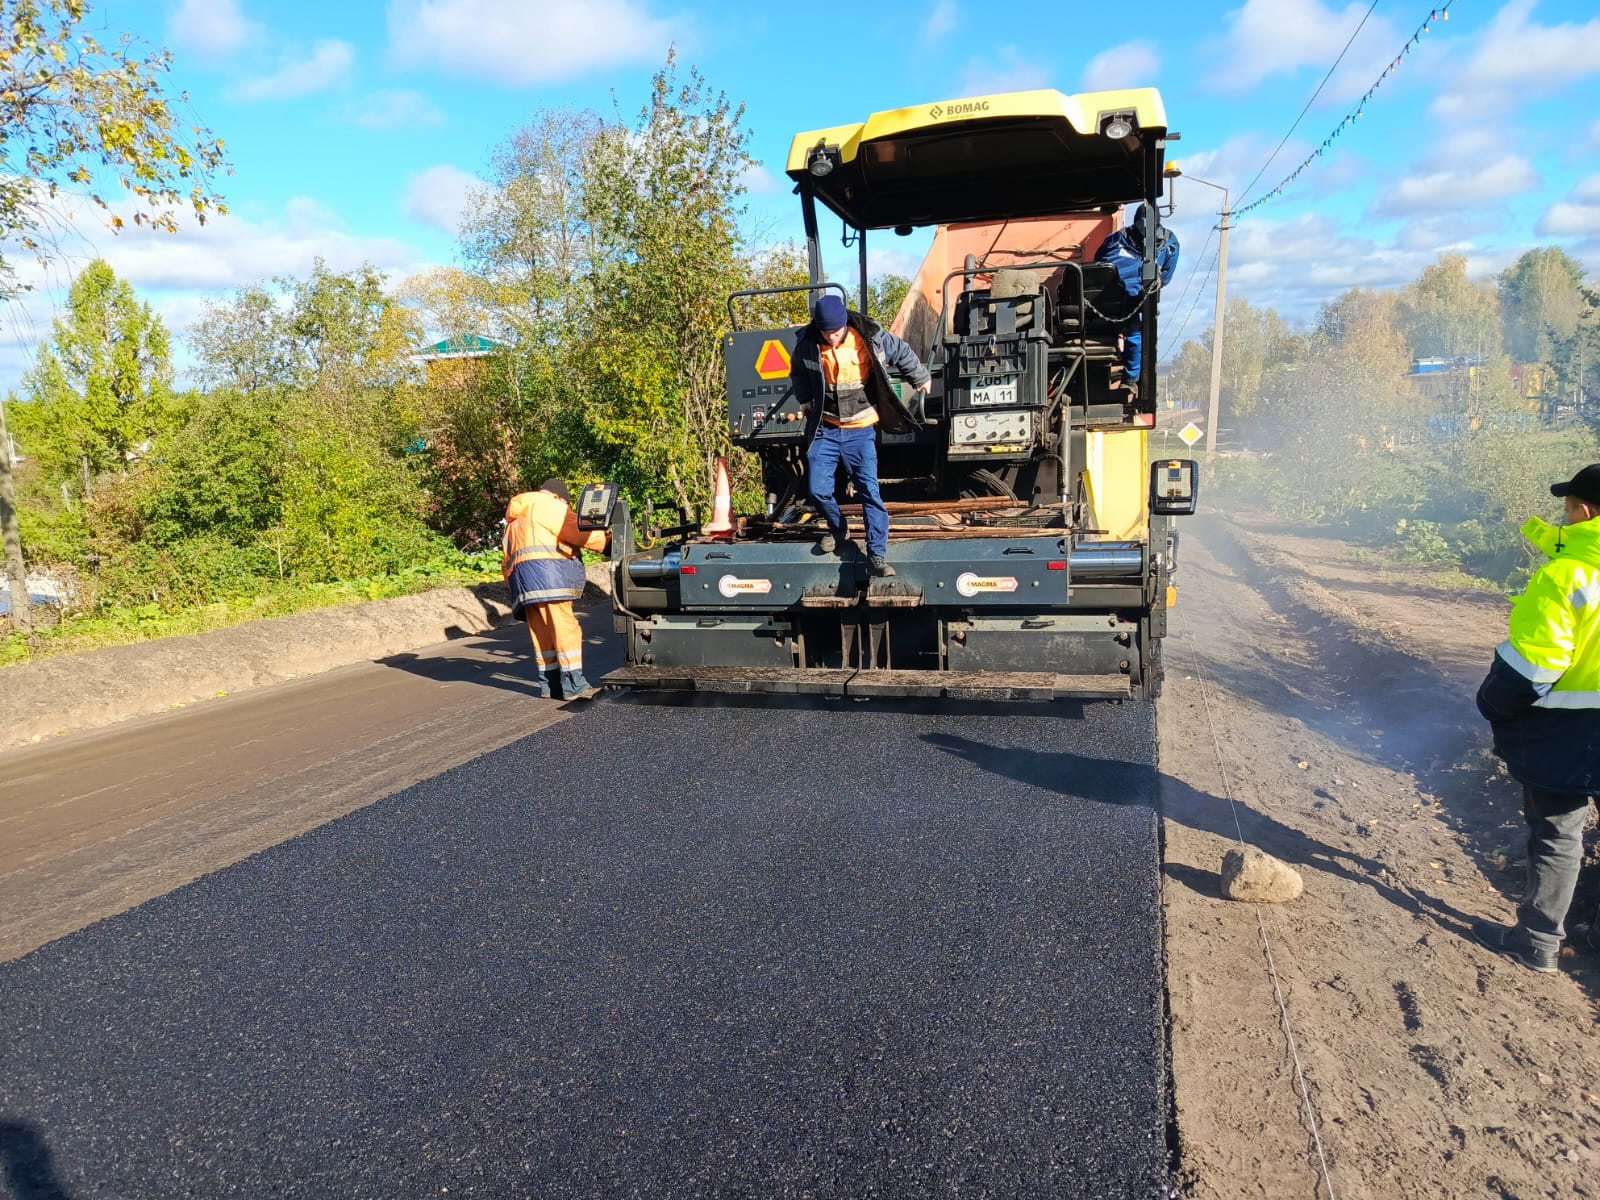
[502,478,609,700]
[1094,207,1179,400]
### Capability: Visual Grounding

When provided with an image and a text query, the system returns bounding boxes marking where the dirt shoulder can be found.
[0,569,609,751]
[1162,513,1600,1200]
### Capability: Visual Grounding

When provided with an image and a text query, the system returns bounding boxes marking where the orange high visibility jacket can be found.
[502,490,608,618]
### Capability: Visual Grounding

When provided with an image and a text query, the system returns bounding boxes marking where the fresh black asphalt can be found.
[0,698,1168,1199]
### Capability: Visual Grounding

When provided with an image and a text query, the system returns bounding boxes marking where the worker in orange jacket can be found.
[502,479,609,699]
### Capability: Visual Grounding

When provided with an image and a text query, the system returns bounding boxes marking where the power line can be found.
[1160,223,1217,343]
[1235,1,1458,220]
[1160,244,1219,366]
[1235,0,1381,211]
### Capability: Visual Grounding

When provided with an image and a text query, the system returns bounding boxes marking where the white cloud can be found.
[1224,214,1420,309]
[738,163,783,199]
[167,0,256,58]
[959,48,1053,98]
[1372,154,1539,217]
[1427,90,1503,123]
[1157,211,1529,328]
[386,0,681,87]
[1537,174,1600,238]
[1431,1,1600,120]
[1208,0,1400,97]
[339,90,446,131]
[1394,213,1499,254]
[1081,41,1160,93]
[0,199,430,388]
[233,40,356,102]
[1457,0,1600,91]
[402,165,484,236]
[921,1,956,45]
[16,196,415,295]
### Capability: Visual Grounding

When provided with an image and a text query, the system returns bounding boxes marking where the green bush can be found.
[1,550,502,666]
[1392,518,1456,564]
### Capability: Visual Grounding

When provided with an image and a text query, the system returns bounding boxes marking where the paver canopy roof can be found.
[785,87,1167,230]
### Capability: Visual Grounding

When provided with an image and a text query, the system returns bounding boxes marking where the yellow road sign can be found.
[1178,422,1202,447]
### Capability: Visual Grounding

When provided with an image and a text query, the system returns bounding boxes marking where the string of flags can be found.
[1234,1,1456,220]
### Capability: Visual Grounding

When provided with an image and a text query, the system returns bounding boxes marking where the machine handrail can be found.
[726,281,848,332]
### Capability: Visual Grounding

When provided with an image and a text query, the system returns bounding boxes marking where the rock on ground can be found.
[1220,845,1304,903]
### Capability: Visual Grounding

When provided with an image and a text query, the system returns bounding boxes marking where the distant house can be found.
[1405,355,1485,401]
[415,335,507,389]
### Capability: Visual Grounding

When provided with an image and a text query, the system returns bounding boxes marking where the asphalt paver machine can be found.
[604,87,1197,701]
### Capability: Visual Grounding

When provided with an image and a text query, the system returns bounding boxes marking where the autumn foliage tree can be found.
[0,0,229,290]
[0,0,227,628]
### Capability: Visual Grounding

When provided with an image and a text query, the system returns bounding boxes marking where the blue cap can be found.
[813,294,848,331]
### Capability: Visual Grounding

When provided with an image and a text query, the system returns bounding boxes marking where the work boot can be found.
[1470,919,1558,973]
[817,531,836,555]
[869,554,896,578]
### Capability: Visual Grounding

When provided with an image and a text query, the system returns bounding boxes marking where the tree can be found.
[458,108,602,341]
[865,273,913,325]
[578,52,762,511]
[0,395,29,632]
[1499,248,1584,365]
[270,261,437,579]
[395,268,528,539]
[189,285,292,395]
[14,258,171,499]
[0,0,228,289]
[1400,253,1501,361]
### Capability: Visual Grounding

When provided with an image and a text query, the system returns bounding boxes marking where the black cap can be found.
[1550,464,1600,507]
[540,477,570,503]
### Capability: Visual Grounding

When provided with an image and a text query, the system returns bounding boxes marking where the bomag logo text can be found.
[930,100,990,119]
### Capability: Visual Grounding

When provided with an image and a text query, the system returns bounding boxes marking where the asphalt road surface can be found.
[1,646,1168,1197]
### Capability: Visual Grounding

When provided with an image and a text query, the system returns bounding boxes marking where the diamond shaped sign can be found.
[1178,422,1203,447]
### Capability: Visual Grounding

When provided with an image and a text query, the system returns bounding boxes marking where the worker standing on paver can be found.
[790,293,930,578]
[502,479,608,701]
[1472,464,1600,972]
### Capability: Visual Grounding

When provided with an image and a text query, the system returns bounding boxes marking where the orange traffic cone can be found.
[704,456,734,539]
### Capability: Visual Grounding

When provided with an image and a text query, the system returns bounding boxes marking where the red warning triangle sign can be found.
[754,339,791,381]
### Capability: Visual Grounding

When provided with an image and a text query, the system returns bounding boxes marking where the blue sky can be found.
[4,0,1600,387]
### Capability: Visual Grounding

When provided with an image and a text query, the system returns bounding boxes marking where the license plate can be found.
[970,375,1018,406]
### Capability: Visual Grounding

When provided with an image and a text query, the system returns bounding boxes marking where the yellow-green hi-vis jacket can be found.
[1477,516,1600,795]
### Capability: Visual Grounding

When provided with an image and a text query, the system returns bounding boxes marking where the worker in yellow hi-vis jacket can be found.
[1473,463,1600,972]
[502,479,609,700]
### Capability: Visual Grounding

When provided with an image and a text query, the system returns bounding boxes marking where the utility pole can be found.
[1164,165,1231,467]
[0,395,31,634]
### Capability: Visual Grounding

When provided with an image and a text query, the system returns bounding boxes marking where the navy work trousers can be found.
[807,424,889,558]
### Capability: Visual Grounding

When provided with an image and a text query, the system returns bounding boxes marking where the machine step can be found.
[600,665,1132,701]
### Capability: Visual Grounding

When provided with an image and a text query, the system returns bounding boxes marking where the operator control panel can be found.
[1150,459,1199,516]
[725,329,805,448]
[949,409,1039,455]
[575,481,620,531]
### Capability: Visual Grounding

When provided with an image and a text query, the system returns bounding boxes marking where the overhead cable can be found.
[1234,0,1382,211]
[1234,1,1458,220]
